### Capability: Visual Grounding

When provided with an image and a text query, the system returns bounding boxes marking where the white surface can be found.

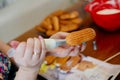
[39,56,120,80]
[0,0,73,42]
[5,0,17,6]
[82,57,120,80]
[97,9,120,15]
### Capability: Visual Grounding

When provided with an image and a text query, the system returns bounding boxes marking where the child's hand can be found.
[14,36,46,72]
[47,32,85,57]
[9,40,19,49]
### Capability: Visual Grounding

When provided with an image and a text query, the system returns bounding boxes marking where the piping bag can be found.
[7,39,66,57]
[7,28,96,57]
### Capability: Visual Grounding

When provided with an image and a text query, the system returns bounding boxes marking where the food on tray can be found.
[44,56,56,65]
[55,56,70,67]
[76,60,96,71]
[60,55,82,72]
[35,10,82,36]
[66,28,96,46]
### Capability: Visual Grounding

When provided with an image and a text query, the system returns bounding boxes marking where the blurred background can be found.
[0,0,81,42]
[0,0,17,9]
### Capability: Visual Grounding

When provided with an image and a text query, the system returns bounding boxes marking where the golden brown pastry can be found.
[50,10,66,17]
[35,10,83,37]
[60,55,82,72]
[55,56,70,67]
[52,16,60,31]
[70,18,83,24]
[60,18,82,25]
[60,11,79,20]
[66,28,96,46]
[41,18,53,30]
[60,24,79,32]
[69,11,79,19]
[44,56,56,65]
[46,30,58,37]
[35,25,46,33]
[77,60,96,71]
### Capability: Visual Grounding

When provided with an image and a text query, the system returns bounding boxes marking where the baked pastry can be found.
[35,10,82,36]
[44,56,56,65]
[66,28,96,46]
[46,30,58,37]
[60,11,79,19]
[55,56,70,67]
[76,60,96,71]
[52,16,60,31]
[60,55,82,72]
[60,24,79,32]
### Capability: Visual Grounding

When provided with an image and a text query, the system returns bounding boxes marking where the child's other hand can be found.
[47,32,83,57]
[14,36,46,72]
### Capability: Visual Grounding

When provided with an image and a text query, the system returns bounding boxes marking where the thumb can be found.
[9,41,20,49]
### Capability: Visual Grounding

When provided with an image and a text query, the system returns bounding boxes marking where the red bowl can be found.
[90,11,120,31]
[85,0,120,31]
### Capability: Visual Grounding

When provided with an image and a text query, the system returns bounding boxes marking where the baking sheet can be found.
[39,56,120,80]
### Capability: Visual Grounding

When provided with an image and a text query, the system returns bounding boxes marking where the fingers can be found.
[32,36,46,65]
[19,37,46,63]
[47,45,81,57]
[24,38,34,59]
[13,37,47,69]
[32,38,41,61]
[47,46,74,57]
[61,47,74,57]
[9,40,20,49]
[80,42,87,52]
[69,46,80,56]
[38,36,46,64]
[50,32,69,39]
[15,42,26,58]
